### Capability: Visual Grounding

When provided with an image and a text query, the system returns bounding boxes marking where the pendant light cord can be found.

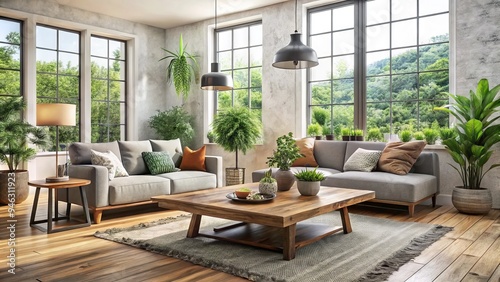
[294,0,298,33]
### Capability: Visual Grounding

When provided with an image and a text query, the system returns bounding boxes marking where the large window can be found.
[90,36,126,143]
[215,22,262,118]
[36,25,80,150]
[308,0,449,138]
[0,17,22,98]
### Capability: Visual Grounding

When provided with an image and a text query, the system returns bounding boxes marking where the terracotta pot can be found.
[275,169,295,191]
[452,187,492,214]
[297,180,321,196]
[0,170,29,205]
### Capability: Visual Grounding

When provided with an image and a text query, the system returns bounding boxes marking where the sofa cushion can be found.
[150,139,183,166]
[109,175,171,205]
[69,141,121,165]
[344,141,386,163]
[90,149,129,180]
[179,146,206,171]
[118,141,152,175]
[378,141,426,175]
[157,171,216,194]
[292,137,318,167]
[313,140,348,171]
[343,148,382,172]
[142,151,179,175]
[324,171,437,202]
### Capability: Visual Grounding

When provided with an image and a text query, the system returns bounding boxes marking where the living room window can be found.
[0,17,22,98]
[307,0,449,138]
[90,36,127,143]
[215,21,262,119]
[36,25,81,150]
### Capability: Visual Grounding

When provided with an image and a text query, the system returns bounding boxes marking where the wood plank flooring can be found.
[0,190,498,282]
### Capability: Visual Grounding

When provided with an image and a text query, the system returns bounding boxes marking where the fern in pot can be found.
[435,78,500,214]
[294,167,325,196]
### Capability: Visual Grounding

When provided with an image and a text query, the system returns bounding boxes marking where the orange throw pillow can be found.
[292,137,319,167]
[378,141,426,175]
[179,145,206,171]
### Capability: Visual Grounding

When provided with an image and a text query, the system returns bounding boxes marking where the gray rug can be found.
[95,212,452,282]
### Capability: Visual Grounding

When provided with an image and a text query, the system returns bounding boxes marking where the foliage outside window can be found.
[215,22,263,119]
[0,17,22,98]
[91,36,127,143]
[36,25,80,150]
[307,0,449,139]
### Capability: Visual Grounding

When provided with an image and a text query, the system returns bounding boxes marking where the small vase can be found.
[259,182,277,195]
[297,180,321,196]
[275,169,295,191]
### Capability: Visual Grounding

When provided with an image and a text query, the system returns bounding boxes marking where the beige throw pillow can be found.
[377,141,426,175]
[344,148,382,172]
[90,149,129,180]
[292,137,319,167]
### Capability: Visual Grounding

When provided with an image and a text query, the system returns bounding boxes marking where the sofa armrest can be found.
[65,165,110,207]
[205,155,223,187]
[412,152,440,193]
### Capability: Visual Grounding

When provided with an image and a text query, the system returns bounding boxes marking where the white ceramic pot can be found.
[297,180,321,196]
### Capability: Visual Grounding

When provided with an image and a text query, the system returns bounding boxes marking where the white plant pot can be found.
[296,180,321,196]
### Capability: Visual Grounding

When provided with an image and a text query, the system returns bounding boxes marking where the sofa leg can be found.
[408,205,415,217]
[432,194,437,207]
[93,210,103,224]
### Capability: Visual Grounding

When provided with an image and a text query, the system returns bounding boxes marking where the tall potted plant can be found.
[160,34,198,99]
[0,97,49,204]
[212,107,262,185]
[435,78,500,214]
[267,132,303,191]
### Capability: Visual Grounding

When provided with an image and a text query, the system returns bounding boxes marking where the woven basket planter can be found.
[225,168,245,186]
[452,187,492,215]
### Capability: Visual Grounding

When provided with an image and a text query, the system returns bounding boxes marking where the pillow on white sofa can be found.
[343,148,382,172]
[90,149,129,180]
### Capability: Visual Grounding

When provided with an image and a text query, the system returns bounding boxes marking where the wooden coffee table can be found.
[152,183,375,260]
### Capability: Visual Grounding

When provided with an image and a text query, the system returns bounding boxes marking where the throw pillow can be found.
[343,148,382,172]
[142,151,179,175]
[106,150,129,178]
[90,150,119,180]
[179,146,206,171]
[292,137,319,167]
[378,141,426,175]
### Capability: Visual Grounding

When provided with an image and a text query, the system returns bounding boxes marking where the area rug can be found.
[95,212,452,282]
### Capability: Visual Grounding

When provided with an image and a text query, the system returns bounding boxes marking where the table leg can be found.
[283,224,296,260]
[340,206,352,234]
[29,188,41,226]
[80,186,91,225]
[187,214,202,238]
[47,189,53,233]
[66,188,71,220]
[55,188,59,220]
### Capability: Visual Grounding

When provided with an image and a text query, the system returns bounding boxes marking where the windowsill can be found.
[35,151,69,157]
[424,144,446,150]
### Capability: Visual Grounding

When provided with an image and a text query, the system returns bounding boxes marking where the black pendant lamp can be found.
[272,0,318,69]
[201,0,234,90]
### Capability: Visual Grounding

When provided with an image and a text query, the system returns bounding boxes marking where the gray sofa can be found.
[252,141,439,217]
[59,139,223,223]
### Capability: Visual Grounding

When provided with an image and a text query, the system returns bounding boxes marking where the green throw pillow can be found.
[142,151,179,175]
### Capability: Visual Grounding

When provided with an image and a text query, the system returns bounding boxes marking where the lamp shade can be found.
[201,63,234,91]
[272,33,319,69]
[36,103,76,126]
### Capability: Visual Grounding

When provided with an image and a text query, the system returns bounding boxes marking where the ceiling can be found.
[56,0,289,29]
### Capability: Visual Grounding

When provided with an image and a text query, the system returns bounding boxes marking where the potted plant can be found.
[212,107,262,185]
[206,130,216,143]
[0,97,49,204]
[423,128,439,145]
[399,129,413,142]
[435,78,500,214]
[148,106,194,147]
[307,123,323,140]
[266,132,303,191]
[354,129,364,141]
[439,127,457,142]
[367,128,384,142]
[413,131,425,141]
[160,34,199,99]
[341,128,352,141]
[294,167,326,196]
[258,168,277,196]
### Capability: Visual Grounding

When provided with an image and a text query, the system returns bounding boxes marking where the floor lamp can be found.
[36,103,76,183]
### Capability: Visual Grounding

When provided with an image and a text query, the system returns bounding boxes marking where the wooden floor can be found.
[0,191,499,282]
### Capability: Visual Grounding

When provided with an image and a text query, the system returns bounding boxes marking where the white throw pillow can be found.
[90,150,129,180]
[343,148,382,172]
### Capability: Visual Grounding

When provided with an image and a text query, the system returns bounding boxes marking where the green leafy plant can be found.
[341,128,351,136]
[160,34,198,99]
[367,128,383,142]
[423,128,439,145]
[435,78,500,189]
[267,132,303,170]
[399,129,413,142]
[354,129,364,136]
[148,106,194,147]
[413,131,425,141]
[294,167,326,182]
[207,130,217,143]
[307,123,323,136]
[260,168,276,184]
[212,107,262,168]
[0,97,49,172]
[439,127,457,141]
